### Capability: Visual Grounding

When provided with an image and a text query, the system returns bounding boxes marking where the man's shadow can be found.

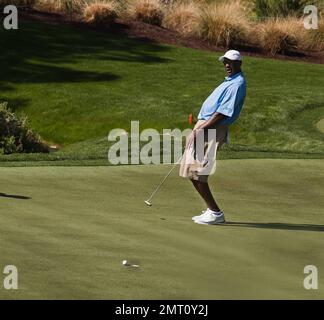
[0,192,31,200]
[222,221,324,232]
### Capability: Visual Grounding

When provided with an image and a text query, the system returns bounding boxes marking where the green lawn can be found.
[0,20,324,162]
[316,118,324,133]
[0,159,323,299]
[0,16,323,302]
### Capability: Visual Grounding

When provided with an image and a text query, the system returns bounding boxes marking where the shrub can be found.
[252,0,308,19]
[0,0,36,6]
[34,0,85,15]
[163,0,202,36]
[0,102,48,154]
[83,0,119,26]
[258,18,298,55]
[257,14,324,53]
[126,0,165,26]
[34,0,66,13]
[200,0,250,48]
[308,18,324,51]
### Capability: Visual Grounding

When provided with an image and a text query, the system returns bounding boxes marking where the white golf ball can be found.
[122,260,128,266]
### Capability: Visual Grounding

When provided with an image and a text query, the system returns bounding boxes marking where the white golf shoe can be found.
[194,210,225,225]
[192,209,209,221]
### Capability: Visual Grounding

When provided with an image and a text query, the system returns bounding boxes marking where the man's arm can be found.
[186,112,226,148]
[195,112,226,130]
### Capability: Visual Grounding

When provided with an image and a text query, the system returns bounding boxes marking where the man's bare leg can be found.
[191,180,221,212]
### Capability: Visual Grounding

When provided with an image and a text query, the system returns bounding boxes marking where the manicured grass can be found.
[0,135,324,167]
[0,20,324,160]
[0,159,323,299]
[316,118,324,133]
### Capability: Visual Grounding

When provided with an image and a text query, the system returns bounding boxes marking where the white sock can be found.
[208,208,222,215]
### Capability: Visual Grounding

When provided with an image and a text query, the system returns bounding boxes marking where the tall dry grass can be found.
[35,0,85,14]
[34,0,62,13]
[258,18,298,55]
[0,0,35,5]
[83,0,120,25]
[23,0,324,54]
[308,18,324,51]
[126,0,165,26]
[163,0,202,36]
[199,0,251,48]
[258,16,324,55]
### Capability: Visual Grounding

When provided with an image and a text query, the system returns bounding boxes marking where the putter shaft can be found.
[145,156,182,205]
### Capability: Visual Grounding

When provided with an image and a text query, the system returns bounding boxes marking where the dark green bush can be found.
[0,102,49,154]
[252,0,309,18]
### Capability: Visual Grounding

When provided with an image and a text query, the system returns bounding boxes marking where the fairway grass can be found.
[0,20,324,158]
[0,159,323,299]
[316,118,324,134]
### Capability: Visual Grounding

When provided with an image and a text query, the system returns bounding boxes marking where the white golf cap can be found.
[219,50,242,62]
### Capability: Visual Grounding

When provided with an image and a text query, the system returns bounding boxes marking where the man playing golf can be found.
[179,50,246,225]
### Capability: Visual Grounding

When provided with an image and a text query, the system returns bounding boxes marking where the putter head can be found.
[144,200,152,206]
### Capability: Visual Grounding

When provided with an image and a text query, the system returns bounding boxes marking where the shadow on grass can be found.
[0,97,30,110]
[223,221,324,232]
[0,192,31,200]
[290,101,324,120]
[0,83,14,91]
[0,20,171,92]
[4,64,120,85]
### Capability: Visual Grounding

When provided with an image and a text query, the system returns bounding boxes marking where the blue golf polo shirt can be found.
[198,72,246,125]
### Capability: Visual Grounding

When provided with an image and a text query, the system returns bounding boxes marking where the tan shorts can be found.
[179,120,229,183]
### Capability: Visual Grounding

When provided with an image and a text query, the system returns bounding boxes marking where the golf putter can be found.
[144,155,183,207]
[145,115,193,206]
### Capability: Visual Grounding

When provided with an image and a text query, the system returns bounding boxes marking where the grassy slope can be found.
[0,20,324,164]
[0,160,323,299]
[317,118,324,133]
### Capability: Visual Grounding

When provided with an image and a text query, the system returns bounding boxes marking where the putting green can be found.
[0,160,323,299]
